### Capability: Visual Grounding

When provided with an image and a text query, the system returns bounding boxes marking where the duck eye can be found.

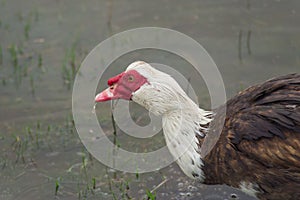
[128,75,134,82]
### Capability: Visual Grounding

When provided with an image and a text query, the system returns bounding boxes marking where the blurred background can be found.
[0,0,299,199]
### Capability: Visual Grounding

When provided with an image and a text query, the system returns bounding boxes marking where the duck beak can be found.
[95,72,126,102]
[95,87,114,102]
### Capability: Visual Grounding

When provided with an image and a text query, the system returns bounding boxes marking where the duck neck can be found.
[162,99,213,181]
[132,83,213,180]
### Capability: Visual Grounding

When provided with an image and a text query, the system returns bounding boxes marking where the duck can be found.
[95,61,300,200]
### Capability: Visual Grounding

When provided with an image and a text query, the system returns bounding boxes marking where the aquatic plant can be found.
[145,189,156,200]
[0,44,3,65]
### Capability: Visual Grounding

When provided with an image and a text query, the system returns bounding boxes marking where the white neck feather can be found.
[132,75,213,181]
[162,106,212,181]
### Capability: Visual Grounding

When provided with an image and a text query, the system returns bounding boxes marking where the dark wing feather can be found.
[203,74,300,199]
[226,73,300,145]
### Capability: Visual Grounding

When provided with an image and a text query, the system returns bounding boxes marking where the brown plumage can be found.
[203,73,300,200]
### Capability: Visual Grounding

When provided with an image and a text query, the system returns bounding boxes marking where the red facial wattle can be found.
[95,70,148,102]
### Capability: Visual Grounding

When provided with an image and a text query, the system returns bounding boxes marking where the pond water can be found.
[0,0,299,199]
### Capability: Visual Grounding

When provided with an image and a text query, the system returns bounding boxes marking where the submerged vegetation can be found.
[0,112,174,199]
[62,42,81,90]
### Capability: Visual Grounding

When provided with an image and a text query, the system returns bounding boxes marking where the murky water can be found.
[0,0,299,199]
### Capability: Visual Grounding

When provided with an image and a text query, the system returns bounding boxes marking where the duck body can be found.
[202,73,300,200]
